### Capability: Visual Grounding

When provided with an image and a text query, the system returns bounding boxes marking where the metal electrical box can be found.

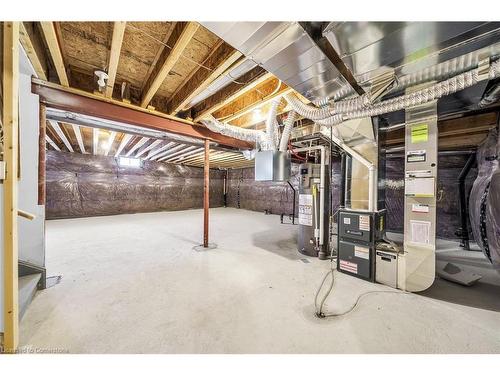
[255,150,291,181]
[337,209,386,281]
[298,163,329,257]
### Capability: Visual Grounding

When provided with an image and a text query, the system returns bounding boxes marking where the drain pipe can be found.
[293,145,326,256]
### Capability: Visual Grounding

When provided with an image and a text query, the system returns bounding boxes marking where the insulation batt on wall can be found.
[45,150,225,219]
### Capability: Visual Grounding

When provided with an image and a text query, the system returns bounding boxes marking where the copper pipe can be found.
[38,103,46,205]
[203,139,210,247]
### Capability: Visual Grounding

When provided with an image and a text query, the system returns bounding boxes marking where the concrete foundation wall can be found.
[46,150,225,219]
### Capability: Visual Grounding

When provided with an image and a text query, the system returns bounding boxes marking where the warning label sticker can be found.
[359,215,370,231]
[339,260,358,274]
[298,194,313,226]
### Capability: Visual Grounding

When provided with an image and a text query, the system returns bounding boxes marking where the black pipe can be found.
[340,152,346,209]
[287,181,296,225]
[458,154,475,250]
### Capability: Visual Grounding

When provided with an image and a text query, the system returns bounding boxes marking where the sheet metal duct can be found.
[203,22,500,120]
[201,22,350,101]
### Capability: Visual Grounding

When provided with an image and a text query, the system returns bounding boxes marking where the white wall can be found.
[0,45,45,333]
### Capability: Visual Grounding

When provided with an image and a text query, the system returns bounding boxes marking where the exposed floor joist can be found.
[103,131,117,156]
[106,22,126,98]
[45,134,61,151]
[192,68,271,122]
[144,141,174,160]
[71,124,86,154]
[114,134,134,157]
[40,22,69,87]
[125,137,149,157]
[48,120,74,152]
[140,22,200,108]
[92,128,99,155]
[167,41,241,115]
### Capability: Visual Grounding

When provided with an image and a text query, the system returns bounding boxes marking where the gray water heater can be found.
[298,163,329,257]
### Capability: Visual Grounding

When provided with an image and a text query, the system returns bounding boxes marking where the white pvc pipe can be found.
[294,146,326,246]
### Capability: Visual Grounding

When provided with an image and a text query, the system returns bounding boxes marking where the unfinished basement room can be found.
[1,5,500,364]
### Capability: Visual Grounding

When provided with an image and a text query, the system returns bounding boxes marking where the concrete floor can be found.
[20,208,500,353]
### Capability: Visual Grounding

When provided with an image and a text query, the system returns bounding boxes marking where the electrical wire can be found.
[314,237,409,318]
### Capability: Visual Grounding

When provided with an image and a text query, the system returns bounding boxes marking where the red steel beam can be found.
[31,79,252,150]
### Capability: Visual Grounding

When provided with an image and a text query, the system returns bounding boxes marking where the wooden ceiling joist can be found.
[140,22,200,108]
[92,127,99,155]
[71,123,86,153]
[164,146,203,162]
[40,22,69,87]
[103,131,117,156]
[114,133,134,157]
[167,41,242,115]
[125,137,149,157]
[155,143,189,161]
[144,141,175,160]
[48,120,73,152]
[45,134,60,151]
[192,68,271,122]
[136,139,162,158]
[158,145,196,161]
[106,22,126,98]
[19,22,48,80]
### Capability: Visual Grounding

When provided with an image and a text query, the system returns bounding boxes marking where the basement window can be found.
[118,157,142,168]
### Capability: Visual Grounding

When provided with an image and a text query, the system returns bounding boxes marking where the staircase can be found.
[18,260,46,320]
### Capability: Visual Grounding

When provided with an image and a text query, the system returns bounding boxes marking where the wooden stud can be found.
[140,22,200,108]
[106,22,126,98]
[203,139,210,248]
[167,43,242,115]
[3,21,20,353]
[40,22,69,87]
[19,22,47,80]
[38,104,46,205]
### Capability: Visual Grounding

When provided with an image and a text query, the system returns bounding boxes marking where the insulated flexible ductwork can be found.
[201,115,271,150]
[284,93,333,120]
[278,111,297,152]
[266,98,282,151]
[285,60,500,127]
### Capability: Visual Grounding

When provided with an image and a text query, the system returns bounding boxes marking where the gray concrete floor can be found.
[20,208,500,353]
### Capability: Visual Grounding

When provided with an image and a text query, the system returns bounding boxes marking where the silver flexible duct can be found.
[296,60,500,127]
[278,111,297,152]
[284,93,333,120]
[201,115,271,150]
[266,98,281,151]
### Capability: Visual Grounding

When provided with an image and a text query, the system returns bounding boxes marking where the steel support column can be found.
[203,139,210,247]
